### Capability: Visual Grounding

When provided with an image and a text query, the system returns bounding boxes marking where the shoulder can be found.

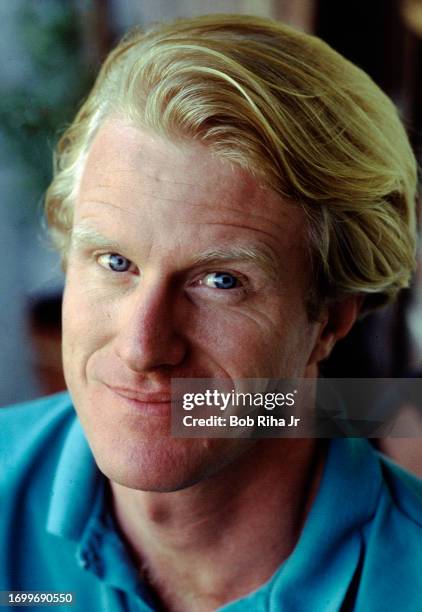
[0,392,76,484]
[313,440,422,609]
[0,391,75,443]
[376,450,422,528]
[354,448,422,608]
[0,390,73,420]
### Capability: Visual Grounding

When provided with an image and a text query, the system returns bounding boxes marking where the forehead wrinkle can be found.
[77,198,141,217]
[200,220,302,251]
[80,183,210,209]
[84,175,203,189]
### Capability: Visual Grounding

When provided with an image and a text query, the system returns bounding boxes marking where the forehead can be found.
[76,116,307,264]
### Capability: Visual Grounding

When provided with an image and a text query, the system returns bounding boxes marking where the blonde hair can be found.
[45,13,418,318]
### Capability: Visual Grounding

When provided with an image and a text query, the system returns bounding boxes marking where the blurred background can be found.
[1,0,422,406]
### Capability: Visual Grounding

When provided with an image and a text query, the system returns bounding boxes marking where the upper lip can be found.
[105,384,173,403]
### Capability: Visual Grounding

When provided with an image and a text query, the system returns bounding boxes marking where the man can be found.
[1,14,421,612]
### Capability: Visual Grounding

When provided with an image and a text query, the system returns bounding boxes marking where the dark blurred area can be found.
[28,294,65,396]
[317,0,422,381]
[1,2,422,467]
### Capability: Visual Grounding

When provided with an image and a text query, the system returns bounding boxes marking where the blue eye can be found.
[204,272,239,289]
[98,253,132,272]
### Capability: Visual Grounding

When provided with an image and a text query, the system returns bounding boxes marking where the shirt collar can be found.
[46,413,148,599]
[46,408,382,609]
[47,415,100,541]
[222,438,382,610]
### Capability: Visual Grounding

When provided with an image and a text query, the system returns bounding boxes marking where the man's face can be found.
[62,116,323,491]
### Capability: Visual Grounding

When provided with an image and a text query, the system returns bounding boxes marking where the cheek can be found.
[186,304,305,377]
[63,262,115,331]
[61,273,109,374]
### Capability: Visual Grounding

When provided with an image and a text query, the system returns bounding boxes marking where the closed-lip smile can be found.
[105,384,173,403]
[101,383,180,417]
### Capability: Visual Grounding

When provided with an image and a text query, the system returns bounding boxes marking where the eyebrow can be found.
[71,224,281,282]
[71,224,121,252]
[191,247,280,282]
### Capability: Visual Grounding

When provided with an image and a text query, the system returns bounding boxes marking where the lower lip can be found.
[105,386,173,417]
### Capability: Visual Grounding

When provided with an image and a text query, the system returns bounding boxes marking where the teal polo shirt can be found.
[1,392,422,611]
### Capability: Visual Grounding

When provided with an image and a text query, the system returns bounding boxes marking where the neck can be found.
[110,438,325,611]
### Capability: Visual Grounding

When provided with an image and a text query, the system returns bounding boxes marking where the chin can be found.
[71,384,255,492]
[93,435,251,492]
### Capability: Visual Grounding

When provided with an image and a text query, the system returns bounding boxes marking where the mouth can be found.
[104,384,175,416]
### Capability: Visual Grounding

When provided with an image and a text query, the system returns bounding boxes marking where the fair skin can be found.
[62,116,359,611]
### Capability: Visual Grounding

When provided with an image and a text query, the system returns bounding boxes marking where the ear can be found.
[307,295,363,366]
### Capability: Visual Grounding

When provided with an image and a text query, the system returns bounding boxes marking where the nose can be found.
[113,278,188,373]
